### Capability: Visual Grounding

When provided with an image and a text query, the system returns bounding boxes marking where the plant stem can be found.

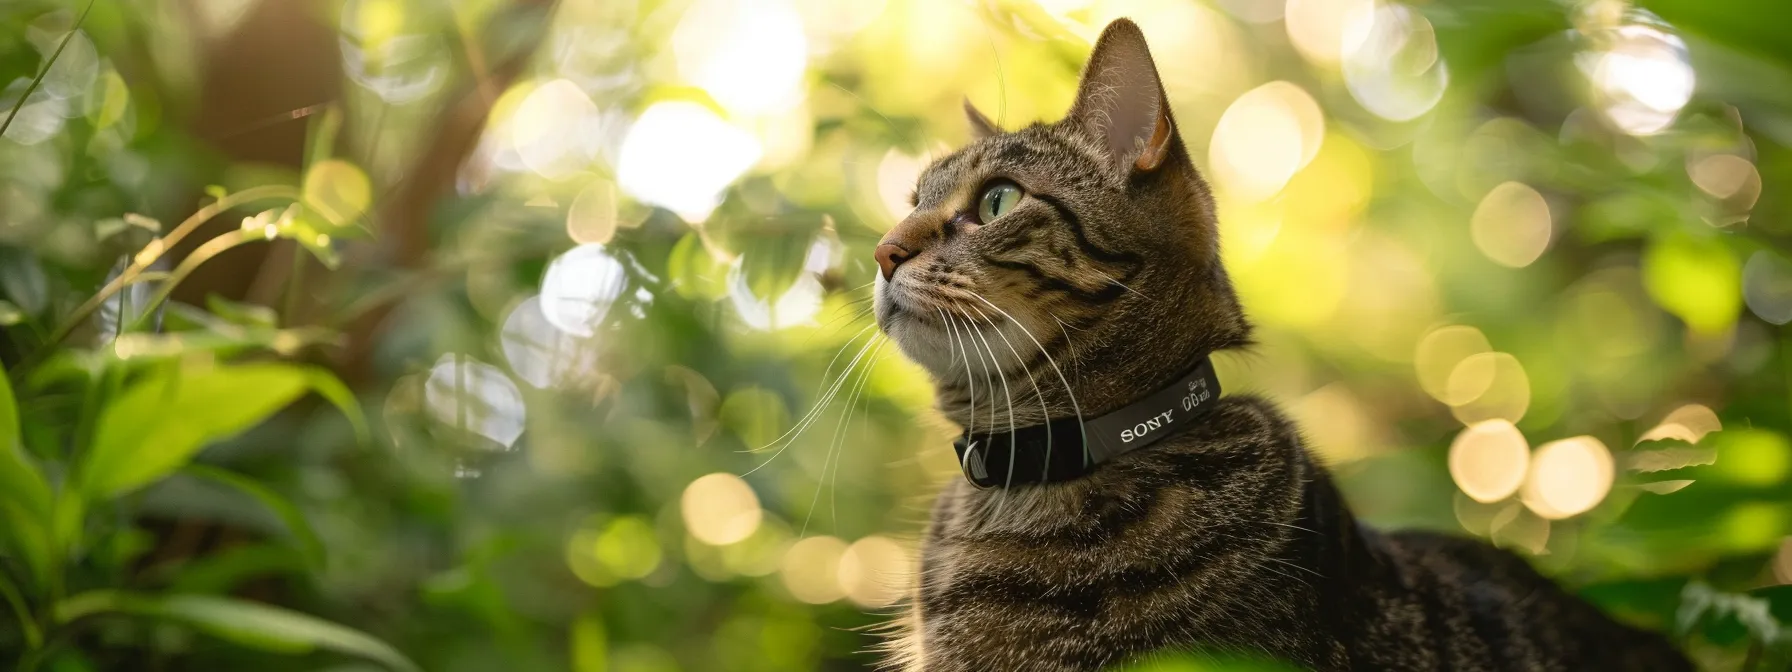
[0,571,40,649]
[0,0,97,139]
[39,186,299,350]
[284,241,306,325]
[128,230,255,332]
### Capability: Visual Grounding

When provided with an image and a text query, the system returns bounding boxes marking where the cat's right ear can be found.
[964,98,1000,140]
[1067,19,1178,176]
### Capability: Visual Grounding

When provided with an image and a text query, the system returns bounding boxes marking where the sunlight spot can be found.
[674,0,808,116]
[618,102,762,222]
[727,261,824,332]
[1688,154,1757,200]
[540,244,628,338]
[500,295,597,389]
[510,79,602,179]
[682,473,764,546]
[1284,0,1375,67]
[1522,436,1615,520]
[837,536,912,608]
[567,181,620,244]
[1447,352,1531,425]
[1414,325,1491,404]
[1343,3,1448,121]
[781,536,848,604]
[1210,82,1324,201]
[1449,420,1529,503]
[1587,16,1694,136]
[1470,182,1552,268]
[1743,251,1792,325]
[568,516,663,587]
[424,353,526,449]
[875,148,924,225]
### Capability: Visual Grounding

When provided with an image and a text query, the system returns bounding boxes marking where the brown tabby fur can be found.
[869,18,1693,672]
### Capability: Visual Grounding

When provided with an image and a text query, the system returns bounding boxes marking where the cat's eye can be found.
[977,182,1023,224]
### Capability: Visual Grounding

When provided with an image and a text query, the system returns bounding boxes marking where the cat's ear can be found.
[1067,19,1177,175]
[964,98,1000,139]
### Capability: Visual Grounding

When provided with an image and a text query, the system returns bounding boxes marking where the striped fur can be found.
[869,18,1692,672]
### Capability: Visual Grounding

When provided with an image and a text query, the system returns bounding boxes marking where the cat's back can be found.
[1352,528,1693,672]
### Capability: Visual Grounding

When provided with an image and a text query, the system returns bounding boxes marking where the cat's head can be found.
[871,18,1251,424]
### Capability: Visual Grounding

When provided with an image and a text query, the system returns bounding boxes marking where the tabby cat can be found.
[869,18,1693,672]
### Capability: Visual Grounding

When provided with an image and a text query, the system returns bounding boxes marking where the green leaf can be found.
[1643,232,1742,335]
[0,299,21,326]
[55,591,419,672]
[205,295,279,329]
[166,543,308,595]
[183,465,324,567]
[0,366,54,585]
[301,367,369,444]
[80,363,311,498]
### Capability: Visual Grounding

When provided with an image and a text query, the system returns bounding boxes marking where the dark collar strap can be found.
[951,356,1221,488]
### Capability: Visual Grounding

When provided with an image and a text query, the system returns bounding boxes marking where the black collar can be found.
[951,356,1222,488]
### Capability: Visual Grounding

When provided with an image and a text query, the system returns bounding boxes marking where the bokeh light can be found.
[1743,251,1792,325]
[1283,0,1373,67]
[540,243,628,338]
[682,473,764,546]
[674,0,808,116]
[1588,14,1695,136]
[617,102,762,221]
[781,536,847,604]
[1470,182,1552,268]
[423,353,526,449]
[511,79,603,179]
[1209,82,1325,201]
[568,515,664,587]
[836,536,912,608]
[1450,420,1530,503]
[1414,325,1492,404]
[727,260,824,332]
[1342,3,1448,121]
[1522,436,1616,520]
[1446,352,1531,425]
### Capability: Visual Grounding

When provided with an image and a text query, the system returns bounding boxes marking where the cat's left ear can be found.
[1067,19,1177,176]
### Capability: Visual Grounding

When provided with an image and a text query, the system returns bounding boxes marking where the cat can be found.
[868,18,1694,672]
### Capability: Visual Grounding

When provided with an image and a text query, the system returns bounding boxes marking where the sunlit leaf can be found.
[668,232,729,300]
[55,591,420,672]
[80,364,311,498]
[1642,233,1741,335]
[184,465,324,567]
[303,159,373,229]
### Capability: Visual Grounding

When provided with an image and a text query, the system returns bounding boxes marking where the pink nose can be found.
[875,243,913,281]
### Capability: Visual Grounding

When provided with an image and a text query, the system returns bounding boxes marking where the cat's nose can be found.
[874,243,914,281]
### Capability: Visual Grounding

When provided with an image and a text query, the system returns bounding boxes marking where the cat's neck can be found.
[933,275,1247,433]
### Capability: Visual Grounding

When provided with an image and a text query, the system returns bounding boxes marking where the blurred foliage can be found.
[1,0,1791,670]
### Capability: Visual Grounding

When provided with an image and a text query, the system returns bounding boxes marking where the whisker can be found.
[962,314,1017,515]
[741,333,879,475]
[1093,269,1151,301]
[803,338,884,536]
[967,303,1053,484]
[965,292,1088,467]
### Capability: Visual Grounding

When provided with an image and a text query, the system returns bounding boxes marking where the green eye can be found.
[977,183,1022,223]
